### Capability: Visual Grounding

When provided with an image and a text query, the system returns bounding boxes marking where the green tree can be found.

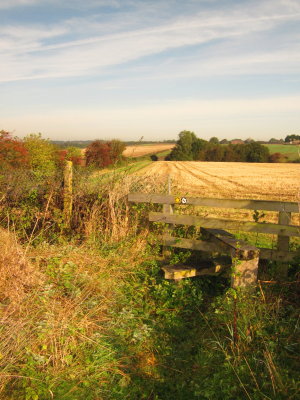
[220,138,229,144]
[23,133,57,178]
[191,138,208,160]
[109,139,126,163]
[168,131,198,161]
[244,142,270,162]
[209,136,219,144]
[285,134,300,143]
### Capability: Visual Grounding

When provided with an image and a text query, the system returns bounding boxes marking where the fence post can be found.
[63,160,73,229]
[277,211,291,277]
[162,175,173,258]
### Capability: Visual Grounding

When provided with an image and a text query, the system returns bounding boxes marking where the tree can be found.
[85,141,112,168]
[269,152,287,163]
[202,144,225,161]
[109,139,126,163]
[191,138,208,160]
[23,133,58,178]
[269,138,281,144]
[0,130,29,169]
[285,134,300,143]
[244,142,270,162]
[85,139,126,168]
[168,131,198,161]
[220,139,229,144]
[209,136,219,144]
[57,146,84,166]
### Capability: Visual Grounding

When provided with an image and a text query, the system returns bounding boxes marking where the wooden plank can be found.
[128,193,299,213]
[201,227,259,260]
[277,211,291,251]
[162,261,229,280]
[162,235,221,252]
[162,235,299,262]
[259,248,299,262]
[162,265,197,280]
[149,212,300,237]
[162,176,174,258]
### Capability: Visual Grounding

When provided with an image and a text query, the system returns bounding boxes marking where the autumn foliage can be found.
[85,140,125,168]
[0,130,29,169]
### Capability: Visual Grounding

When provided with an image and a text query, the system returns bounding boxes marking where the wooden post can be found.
[231,256,259,288]
[277,211,291,252]
[63,161,73,229]
[162,175,173,258]
[277,211,291,278]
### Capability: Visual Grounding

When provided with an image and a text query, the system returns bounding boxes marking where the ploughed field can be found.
[140,161,300,202]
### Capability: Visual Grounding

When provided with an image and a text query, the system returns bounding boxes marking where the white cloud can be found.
[0,0,38,9]
[0,0,299,82]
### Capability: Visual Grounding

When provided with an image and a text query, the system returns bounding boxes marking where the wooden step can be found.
[162,258,230,280]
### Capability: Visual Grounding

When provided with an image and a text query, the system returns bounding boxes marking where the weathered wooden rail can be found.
[128,192,300,287]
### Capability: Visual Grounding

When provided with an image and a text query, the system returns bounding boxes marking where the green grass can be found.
[1,167,299,400]
[264,144,300,161]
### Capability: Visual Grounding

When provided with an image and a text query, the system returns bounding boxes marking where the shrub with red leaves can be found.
[85,140,125,168]
[0,130,29,169]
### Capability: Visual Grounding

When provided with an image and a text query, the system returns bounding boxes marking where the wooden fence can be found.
[128,192,300,287]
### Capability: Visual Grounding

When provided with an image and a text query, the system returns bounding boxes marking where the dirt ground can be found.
[139,161,300,202]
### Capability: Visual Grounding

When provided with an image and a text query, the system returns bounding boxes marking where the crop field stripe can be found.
[149,212,300,237]
[129,193,299,212]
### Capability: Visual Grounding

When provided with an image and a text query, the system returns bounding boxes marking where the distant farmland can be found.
[264,144,299,161]
[123,143,175,157]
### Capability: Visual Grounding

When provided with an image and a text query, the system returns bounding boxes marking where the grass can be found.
[0,165,299,399]
[264,144,300,161]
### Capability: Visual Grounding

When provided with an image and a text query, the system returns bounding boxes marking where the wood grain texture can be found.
[149,212,300,237]
[128,193,299,212]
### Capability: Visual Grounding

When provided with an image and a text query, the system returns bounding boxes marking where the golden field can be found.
[140,161,300,202]
[122,143,174,157]
[137,161,300,227]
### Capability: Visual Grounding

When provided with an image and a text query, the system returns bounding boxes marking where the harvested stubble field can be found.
[138,161,300,230]
[123,143,174,157]
[140,161,300,202]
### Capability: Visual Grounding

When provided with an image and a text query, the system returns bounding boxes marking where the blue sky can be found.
[1,0,300,141]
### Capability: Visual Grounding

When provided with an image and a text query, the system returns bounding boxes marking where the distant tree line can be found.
[285,134,300,143]
[167,131,271,163]
[52,139,176,148]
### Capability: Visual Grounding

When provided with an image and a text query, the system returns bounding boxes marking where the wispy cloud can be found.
[1,0,300,82]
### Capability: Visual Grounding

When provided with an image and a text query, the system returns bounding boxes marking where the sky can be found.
[1,0,300,141]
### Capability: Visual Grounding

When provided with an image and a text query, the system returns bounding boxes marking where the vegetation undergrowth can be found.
[0,161,299,399]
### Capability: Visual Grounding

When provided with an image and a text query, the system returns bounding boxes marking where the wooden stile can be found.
[128,191,300,287]
[149,212,300,237]
[128,193,299,213]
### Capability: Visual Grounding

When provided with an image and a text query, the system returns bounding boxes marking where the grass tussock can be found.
[0,228,41,306]
[0,231,150,400]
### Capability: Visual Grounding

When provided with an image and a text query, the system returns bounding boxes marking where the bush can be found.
[0,130,29,169]
[85,140,125,168]
[23,133,58,178]
[269,152,288,163]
